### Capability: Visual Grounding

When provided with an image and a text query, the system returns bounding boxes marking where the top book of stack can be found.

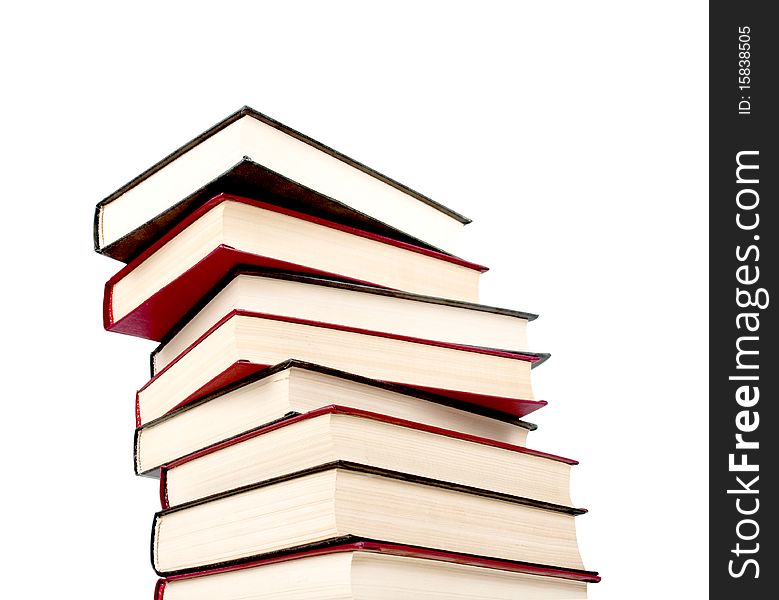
[94,106,471,262]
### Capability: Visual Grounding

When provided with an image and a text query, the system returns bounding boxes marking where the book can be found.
[94,106,470,262]
[154,541,599,600]
[105,193,487,341]
[136,311,549,426]
[151,269,537,374]
[159,404,576,509]
[151,464,585,576]
[135,361,537,476]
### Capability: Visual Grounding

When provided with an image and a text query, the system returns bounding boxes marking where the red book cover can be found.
[153,541,601,592]
[158,403,577,509]
[104,193,488,342]
[135,310,549,427]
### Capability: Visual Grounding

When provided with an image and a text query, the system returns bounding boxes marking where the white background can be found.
[1,2,707,598]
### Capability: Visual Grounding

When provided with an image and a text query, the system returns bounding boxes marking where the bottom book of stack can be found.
[155,541,599,600]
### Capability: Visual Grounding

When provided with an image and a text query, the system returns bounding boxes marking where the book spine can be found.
[159,469,169,510]
[151,514,162,575]
[103,279,114,330]
[133,428,143,476]
[154,579,166,600]
[93,204,103,253]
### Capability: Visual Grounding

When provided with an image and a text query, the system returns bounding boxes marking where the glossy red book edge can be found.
[153,541,601,591]
[104,193,488,340]
[158,403,576,509]
[136,310,549,426]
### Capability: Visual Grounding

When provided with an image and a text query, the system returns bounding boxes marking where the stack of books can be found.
[95,107,599,599]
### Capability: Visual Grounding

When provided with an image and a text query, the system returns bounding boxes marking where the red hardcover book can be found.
[134,310,549,427]
[104,193,487,342]
[158,404,577,510]
[155,541,600,600]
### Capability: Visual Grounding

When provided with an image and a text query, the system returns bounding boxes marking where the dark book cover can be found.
[95,106,471,262]
[151,462,589,577]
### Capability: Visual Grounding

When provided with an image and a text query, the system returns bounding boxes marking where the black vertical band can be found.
[710,4,776,596]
